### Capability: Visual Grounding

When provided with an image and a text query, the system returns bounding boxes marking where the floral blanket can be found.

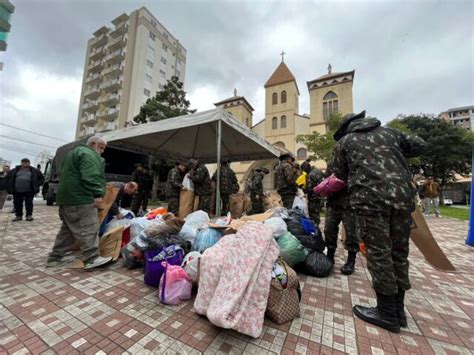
[194,222,279,338]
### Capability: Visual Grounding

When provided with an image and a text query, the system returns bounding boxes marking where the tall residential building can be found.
[440,105,474,131]
[0,0,15,52]
[76,7,187,138]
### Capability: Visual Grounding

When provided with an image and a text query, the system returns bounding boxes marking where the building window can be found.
[144,88,151,97]
[272,93,278,105]
[246,118,250,127]
[147,45,155,57]
[323,91,338,121]
[162,43,168,52]
[161,57,167,65]
[297,148,307,159]
[272,117,278,129]
[274,141,285,148]
[159,83,164,90]
[149,32,156,41]
[281,91,287,103]
[145,74,152,83]
[281,115,287,128]
[159,69,166,78]
[146,60,153,68]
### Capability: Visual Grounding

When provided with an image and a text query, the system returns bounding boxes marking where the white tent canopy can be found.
[102,108,280,163]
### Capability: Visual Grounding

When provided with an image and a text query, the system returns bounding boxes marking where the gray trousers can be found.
[49,204,100,263]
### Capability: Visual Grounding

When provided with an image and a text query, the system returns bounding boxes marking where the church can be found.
[213,58,355,190]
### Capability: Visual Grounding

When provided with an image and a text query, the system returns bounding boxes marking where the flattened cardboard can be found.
[99,226,124,261]
[98,184,120,223]
[410,209,456,272]
[179,190,194,218]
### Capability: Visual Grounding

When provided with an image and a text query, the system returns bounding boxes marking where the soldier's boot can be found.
[353,293,400,333]
[395,290,408,327]
[326,248,336,264]
[340,251,357,275]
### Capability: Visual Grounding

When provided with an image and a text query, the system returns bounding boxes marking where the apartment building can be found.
[0,0,15,52]
[440,105,474,131]
[76,7,187,138]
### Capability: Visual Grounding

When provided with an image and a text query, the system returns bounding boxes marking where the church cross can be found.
[280,50,286,62]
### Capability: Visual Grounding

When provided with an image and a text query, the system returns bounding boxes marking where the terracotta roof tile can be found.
[264,62,297,88]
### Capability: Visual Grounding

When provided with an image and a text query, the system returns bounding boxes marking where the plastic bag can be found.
[182,174,194,192]
[159,263,193,305]
[292,195,308,217]
[276,232,308,267]
[179,211,210,243]
[181,251,201,284]
[191,227,223,253]
[303,252,333,278]
[104,218,132,234]
[130,217,163,239]
[285,209,306,236]
[144,245,185,287]
[268,207,289,219]
[119,208,135,219]
[314,174,347,197]
[294,234,325,253]
[264,217,288,239]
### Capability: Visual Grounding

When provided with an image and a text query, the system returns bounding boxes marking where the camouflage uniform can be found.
[305,167,324,225]
[275,161,297,209]
[131,170,153,214]
[333,117,425,295]
[249,171,264,214]
[212,164,239,215]
[189,162,212,213]
[165,167,184,215]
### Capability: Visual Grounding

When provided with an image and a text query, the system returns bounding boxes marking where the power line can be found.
[0,122,69,142]
[0,135,59,149]
[0,145,45,157]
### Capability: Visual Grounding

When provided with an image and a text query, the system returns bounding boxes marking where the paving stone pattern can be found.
[0,206,473,354]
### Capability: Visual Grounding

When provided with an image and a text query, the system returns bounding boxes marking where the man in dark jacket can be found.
[188,159,212,213]
[332,111,425,333]
[212,160,239,215]
[275,153,297,209]
[249,167,269,214]
[131,165,154,215]
[306,166,324,226]
[165,161,187,215]
[47,136,112,270]
[0,165,10,210]
[6,158,44,222]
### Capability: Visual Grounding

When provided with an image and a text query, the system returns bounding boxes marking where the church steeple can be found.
[264,61,299,94]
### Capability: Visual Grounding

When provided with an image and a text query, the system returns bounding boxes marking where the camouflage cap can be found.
[333,110,366,141]
[279,153,296,162]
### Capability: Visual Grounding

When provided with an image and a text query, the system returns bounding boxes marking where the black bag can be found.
[295,233,325,253]
[284,209,306,236]
[303,252,333,278]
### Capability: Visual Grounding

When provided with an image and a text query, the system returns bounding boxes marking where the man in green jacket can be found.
[47,136,112,270]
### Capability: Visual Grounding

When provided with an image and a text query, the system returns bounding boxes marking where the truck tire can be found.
[46,196,55,206]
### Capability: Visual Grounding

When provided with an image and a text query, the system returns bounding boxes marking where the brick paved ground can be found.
[0,205,473,354]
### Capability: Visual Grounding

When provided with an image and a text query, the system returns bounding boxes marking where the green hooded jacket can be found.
[56,145,106,205]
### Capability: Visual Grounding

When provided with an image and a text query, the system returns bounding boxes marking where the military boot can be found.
[340,251,357,275]
[353,293,400,333]
[395,290,407,327]
[326,248,336,264]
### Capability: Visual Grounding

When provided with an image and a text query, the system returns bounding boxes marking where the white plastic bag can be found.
[292,195,308,217]
[179,210,210,243]
[104,218,131,234]
[130,216,164,239]
[264,217,288,239]
[182,174,194,192]
[181,251,201,284]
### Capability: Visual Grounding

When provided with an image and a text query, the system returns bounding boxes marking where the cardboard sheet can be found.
[98,184,120,223]
[99,226,124,261]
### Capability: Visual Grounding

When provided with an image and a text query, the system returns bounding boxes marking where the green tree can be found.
[133,76,196,124]
[296,112,344,161]
[386,115,474,187]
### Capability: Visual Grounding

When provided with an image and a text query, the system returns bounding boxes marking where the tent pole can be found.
[216,120,222,216]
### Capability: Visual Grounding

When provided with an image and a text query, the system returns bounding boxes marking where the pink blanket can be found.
[193,222,279,338]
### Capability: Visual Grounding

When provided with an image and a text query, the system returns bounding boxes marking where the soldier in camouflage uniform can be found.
[249,167,269,214]
[332,111,425,333]
[188,159,212,213]
[165,161,187,215]
[275,153,297,209]
[306,165,324,226]
[212,160,239,215]
[323,162,359,275]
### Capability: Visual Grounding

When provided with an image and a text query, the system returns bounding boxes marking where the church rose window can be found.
[272,117,278,129]
[281,91,287,103]
[281,115,287,128]
[272,93,278,105]
[323,91,338,121]
[297,148,307,159]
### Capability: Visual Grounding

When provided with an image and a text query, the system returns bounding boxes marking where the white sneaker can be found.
[84,256,113,270]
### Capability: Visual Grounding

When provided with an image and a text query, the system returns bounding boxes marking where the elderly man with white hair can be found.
[47,135,112,269]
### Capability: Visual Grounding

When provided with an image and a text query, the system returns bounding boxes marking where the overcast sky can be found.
[0,0,472,166]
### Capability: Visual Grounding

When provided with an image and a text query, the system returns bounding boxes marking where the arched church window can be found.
[281,91,287,103]
[323,91,339,121]
[272,117,278,129]
[246,118,250,127]
[274,141,285,148]
[297,148,307,159]
[272,93,278,105]
[281,115,287,128]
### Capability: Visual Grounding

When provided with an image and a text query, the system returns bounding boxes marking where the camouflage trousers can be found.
[324,205,359,252]
[198,195,212,214]
[220,194,230,215]
[280,194,295,210]
[356,210,412,295]
[167,197,179,216]
[250,193,263,214]
[308,197,322,226]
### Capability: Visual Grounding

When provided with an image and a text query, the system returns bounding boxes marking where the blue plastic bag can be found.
[191,227,223,253]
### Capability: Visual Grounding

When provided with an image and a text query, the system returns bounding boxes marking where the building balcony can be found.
[83,86,100,100]
[104,50,125,65]
[82,100,99,112]
[100,78,122,93]
[99,93,121,105]
[91,33,108,48]
[85,73,101,85]
[110,23,128,38]
[80,126,96,137]
[102,108,120,121]
[81,115,97,126]
[102,122,118,131]
[108,35,127,51]
[89,47,107,61]
[87,60,104,73]
[102,64,124,77]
